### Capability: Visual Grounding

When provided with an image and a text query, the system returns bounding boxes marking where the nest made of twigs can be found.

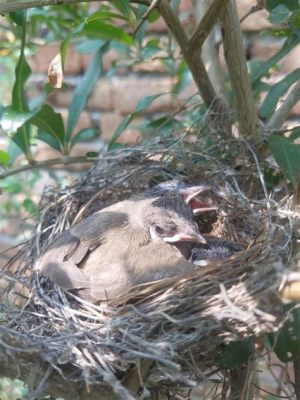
[0,137,295,399]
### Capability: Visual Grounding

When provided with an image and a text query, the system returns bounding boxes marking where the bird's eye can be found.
[154,225,165,235]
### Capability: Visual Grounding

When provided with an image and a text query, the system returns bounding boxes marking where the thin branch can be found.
[187,0,230,56]
[0,155,98,179]
[240,0,266,24]
[266,80,300,131]
[194,0,226,99]
[133,0,159,36]
[219,0,263,148]
[157,0,229,119]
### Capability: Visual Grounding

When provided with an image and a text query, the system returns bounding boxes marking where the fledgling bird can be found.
[35,192,205,302]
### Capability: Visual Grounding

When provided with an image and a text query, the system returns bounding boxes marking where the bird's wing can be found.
[36,209,129,271]
[87,262,131,302]
[42,260,90,290]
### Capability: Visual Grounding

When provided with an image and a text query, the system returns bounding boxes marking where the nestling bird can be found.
[35,192,205,302]
[190,236,244,266]
[149,180,244,263]
[147,179,220,214]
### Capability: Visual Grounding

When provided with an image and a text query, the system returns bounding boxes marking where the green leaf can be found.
[269,4,291,24]
[216,338,254,369]
[0,177,23,193]
[251,34,300,83]
[269,136,300,187]
[30,104,66,149]
[108,93,165,148]
[112,0,132,18]
[75,39,107,54]
[86,151,99,158]
[11,11,32,160]
[60,37,70,70]
[266,0,299,12]
[0,151,9,166]
[0,107,35,134]
[81,21,134,44]
[135,93,165,113]
[268,307,300,362]
[12,25,31,112]
[7,141,22,165]
[290,10,300,29]
[37,130,62,152]
[87,10,128,23]
[22,198,38,214]
[259,68,300,119]
[290,126,300,140]
[263,166,282,189]
[71,127,99,147]
[9,11,26,26]
[147,9,160,23]
[67,42,109,137]
[11,126,32,155]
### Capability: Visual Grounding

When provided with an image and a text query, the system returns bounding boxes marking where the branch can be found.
[219,0,263,148]
[0,155,98,180]
[157,0,230,121]
[194,0,226,99]
[240,0,266,24]
[266,80,300,131]
[133,0,159,36]
[187,0,230,56]
[0,0,149,14]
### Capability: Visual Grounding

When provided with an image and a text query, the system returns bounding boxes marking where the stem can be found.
[157,0,230,129]
[194,0,226,99]
[220,0,263,147]
[0,155,98,179]
[188,0,230,55]
[266,80,300,131]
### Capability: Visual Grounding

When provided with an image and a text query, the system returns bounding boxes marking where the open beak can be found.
[163,224,206,244]
[179,185,221,215]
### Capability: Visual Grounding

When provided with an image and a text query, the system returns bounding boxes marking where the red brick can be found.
[100,112,142,144]
[111,76,174,114]
[88,78,114,111]
[60,109,93,135]
[132,58,168,73]
[237,1,272,31]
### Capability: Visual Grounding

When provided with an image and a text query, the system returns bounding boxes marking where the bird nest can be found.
[0,137,295,399]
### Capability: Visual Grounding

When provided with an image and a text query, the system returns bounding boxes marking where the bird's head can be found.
[148,179,222,214]
[142,191,206,245]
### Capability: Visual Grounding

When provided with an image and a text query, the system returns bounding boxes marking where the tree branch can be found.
[220,0,263,147]
[0,155,98,180]
[266,80,300,131]
[187,0,230,56]
[194,0,225,99]
[157,0,230,122]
